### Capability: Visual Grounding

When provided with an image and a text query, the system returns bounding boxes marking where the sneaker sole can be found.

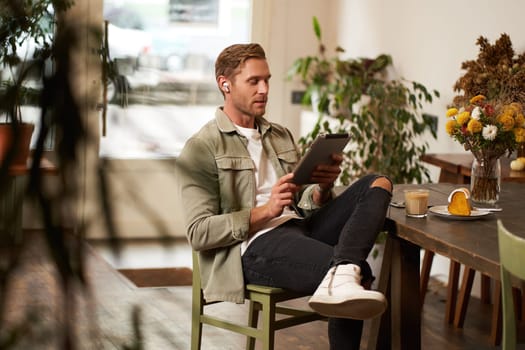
[308,295,387,320]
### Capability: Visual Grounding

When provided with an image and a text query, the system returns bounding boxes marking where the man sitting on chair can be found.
[177,43,392,349]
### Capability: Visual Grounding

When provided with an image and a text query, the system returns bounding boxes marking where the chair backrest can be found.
[497,220,525,350]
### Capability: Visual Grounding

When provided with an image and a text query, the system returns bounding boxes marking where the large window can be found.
[100,0,252,158]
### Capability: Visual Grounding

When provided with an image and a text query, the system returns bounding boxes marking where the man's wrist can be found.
[316,184,333,195]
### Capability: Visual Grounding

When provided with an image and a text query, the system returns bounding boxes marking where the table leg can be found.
[391,236,421,350]
[368,235,421,349]
[445,260,460,324]
[481,274,492,304]
[367,219,421,350]
[420,250,434,306]
[454,267,475,328]
[367,234,393,350]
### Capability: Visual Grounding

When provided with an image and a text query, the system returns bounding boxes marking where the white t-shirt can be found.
[235,125,301,254]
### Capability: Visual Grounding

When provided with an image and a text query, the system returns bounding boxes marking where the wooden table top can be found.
[388,182,524,279]
[421,153,525,183]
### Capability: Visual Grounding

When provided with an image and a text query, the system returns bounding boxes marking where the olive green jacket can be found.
[176,108,320,303]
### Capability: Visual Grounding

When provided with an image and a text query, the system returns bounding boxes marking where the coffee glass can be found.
[404,189,429,218]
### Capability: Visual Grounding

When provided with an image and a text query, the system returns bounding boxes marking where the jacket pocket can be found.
[216,156,254,171]
[276,149,299,173]
[216,156,254,212]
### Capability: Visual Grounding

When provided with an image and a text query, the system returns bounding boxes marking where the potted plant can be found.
[445,34,525,203]
[0,0,73,169]
[287,16,440,185]
[451,33,525,158]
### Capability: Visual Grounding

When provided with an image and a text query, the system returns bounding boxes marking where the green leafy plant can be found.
[0,0,74,122]
[288,17,440,185]
[445,95,524,159]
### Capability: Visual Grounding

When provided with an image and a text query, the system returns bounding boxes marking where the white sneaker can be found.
[308,264,387,320]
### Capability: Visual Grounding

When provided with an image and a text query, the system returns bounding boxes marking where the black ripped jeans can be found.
[241,174,392,350]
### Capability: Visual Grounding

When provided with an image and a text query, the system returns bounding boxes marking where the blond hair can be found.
[215,43,266,80]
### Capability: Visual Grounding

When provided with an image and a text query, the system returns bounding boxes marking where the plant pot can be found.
[0,123,34,168]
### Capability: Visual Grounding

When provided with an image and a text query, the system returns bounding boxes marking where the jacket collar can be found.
[215,107,272,136]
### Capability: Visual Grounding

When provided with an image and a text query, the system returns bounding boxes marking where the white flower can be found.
[471,106,482,120]
[482,125,498,140]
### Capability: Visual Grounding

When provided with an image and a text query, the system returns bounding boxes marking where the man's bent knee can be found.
[371,176,392,193]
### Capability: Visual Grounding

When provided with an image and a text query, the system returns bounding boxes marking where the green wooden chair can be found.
[497,220,525,350]
[191,251,326,350]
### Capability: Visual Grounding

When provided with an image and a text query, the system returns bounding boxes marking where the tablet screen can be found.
[292,133,350,185]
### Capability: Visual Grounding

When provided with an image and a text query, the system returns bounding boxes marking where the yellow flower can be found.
[447,96,522,155]
[467,119,483,133]
[510,102,522,112]
[469,95,486,104]
[456,111,470,125]
[503,104,519,117]
[498,112,515,131]
[445,119,457,135]
[514,127,525,143]
[446,108,458,117]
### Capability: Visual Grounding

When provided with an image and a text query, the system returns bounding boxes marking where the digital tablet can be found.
[292,133,351,185]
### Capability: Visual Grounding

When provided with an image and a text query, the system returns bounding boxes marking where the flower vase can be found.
[470,157,501,204]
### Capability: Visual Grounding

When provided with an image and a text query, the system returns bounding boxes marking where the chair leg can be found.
[261,296,276,350]
[512,287,522,321]
[490,280,502,346]
[488,282,523,346]
[420,250,434,307]
[454,266,475,328]
[445,260,460,324]
[246,301,259,350]
[191,292,204,350]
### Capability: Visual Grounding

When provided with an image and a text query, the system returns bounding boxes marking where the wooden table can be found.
[367,182,525,350]
[421,153,525,184]
[421,152,525,322]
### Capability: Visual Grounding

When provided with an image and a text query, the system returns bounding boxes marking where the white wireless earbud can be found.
[222,82,230,93]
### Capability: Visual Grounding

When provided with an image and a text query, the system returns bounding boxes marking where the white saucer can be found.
[428,205,492,220]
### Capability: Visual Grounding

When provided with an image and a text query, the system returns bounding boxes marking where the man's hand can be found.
[312,153,342,204]
[311,153,342,188]
[265,173,299,217]
[249,173,298,233]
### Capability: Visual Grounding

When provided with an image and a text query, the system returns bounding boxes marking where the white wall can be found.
[252,0,337,139]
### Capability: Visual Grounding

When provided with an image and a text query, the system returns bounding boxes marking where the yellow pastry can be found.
[447,188,472,216]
